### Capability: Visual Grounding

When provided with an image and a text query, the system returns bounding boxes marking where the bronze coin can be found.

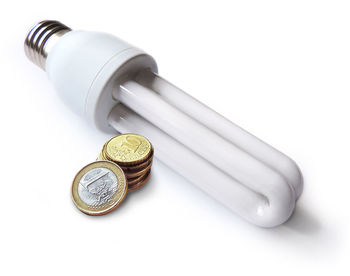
[120,154,153,171]
[124,162,153,179]
[127,172,147,186]
[128,170,151,192]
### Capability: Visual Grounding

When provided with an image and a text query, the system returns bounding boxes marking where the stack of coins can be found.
[97,134,154,192]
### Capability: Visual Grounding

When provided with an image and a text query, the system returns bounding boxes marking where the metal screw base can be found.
[24,20,71,70]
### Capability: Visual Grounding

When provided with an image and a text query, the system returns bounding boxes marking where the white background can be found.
[0,0,349,275]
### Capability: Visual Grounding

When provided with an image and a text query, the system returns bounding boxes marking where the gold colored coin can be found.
[105,134,152,165]
[120,153,153,172]
[124,162,152,179]
[127,172,146,186]
[71,161,127,216]
[128,170,151,192]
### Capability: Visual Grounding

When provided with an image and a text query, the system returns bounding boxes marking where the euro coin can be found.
[71,161,127,216]
[128,170,151,192]
[97,134,154,192]
[124,162,152,179]
[127,173,146,186]
[105,134,152,165]
[120,149,153,171]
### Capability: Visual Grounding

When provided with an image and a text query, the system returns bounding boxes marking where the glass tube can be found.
[108,103,295,227]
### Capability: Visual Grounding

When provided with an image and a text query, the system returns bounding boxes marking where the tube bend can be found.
[252,173,296,227]
[108,104,296,227]
[135,70,303,200]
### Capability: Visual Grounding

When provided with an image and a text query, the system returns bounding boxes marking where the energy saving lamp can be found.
[24,20,303,227]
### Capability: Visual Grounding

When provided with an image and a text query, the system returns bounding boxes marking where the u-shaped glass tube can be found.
[135,70,303,199]
[109,71,303,227]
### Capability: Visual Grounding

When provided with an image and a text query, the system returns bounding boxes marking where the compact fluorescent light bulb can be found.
[24,20,303,227]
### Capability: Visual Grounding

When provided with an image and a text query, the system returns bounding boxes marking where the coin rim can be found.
[71,160,127,216]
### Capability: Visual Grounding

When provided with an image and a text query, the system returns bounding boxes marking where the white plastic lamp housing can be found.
[25,20,303,227]
[45,30,157,132]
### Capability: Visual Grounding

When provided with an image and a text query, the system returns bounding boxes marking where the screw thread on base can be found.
[24,20,71,70]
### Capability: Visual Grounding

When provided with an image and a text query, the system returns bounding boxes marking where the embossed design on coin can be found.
[78,168,118,206]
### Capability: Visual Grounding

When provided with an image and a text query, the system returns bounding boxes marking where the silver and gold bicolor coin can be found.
[71,161,127,216]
